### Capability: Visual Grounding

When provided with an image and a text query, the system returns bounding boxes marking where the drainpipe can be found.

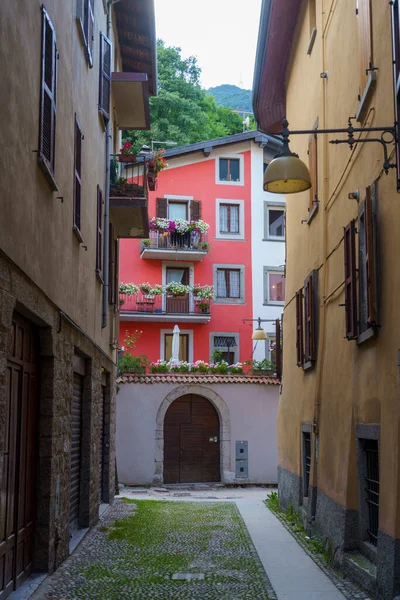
[102,2,113,328]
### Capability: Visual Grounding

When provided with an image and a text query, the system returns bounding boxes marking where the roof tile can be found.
[117,373,279,385]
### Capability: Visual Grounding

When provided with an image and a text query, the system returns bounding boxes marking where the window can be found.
[304,271,318,365]
[73,116,83,239]
[108,224,119,305]
[344,220,357,339]
[99,33,112,121]
[96,185,103,279]
[391,1,400,190]
[168,202,187,220]
[210,333,239,364]
[38,7,58,189]
[356,0,375,121]
[302,430,312,498]
[265,204,285,240]
[264,269,285,304]
[265,336,276,365]
[295,289,304,366]
[217,269,240,299]
[77,0,95,67]
[216,155,244,185]
[275,318,282,380]
[156,198,201,221]
[356,424,380,550]
[164,334,189,362]
[307,0,317,54]
[307,131,318,217]
[357,185,378,339]
[216,200,244,240]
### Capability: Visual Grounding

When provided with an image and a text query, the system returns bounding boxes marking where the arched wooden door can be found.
[164,395,220,484]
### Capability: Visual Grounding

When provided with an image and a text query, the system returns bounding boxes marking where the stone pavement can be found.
[28,486,370,600]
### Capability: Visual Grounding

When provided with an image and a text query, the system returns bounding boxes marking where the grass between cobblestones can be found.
[43,499,274,599]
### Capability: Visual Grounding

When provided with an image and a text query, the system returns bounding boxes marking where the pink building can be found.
[118,131,285,366]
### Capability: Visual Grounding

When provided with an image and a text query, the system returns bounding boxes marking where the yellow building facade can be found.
[254,0,400,597]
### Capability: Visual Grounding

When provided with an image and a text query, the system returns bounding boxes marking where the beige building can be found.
[254,0,400,598]
[0,0,156,595]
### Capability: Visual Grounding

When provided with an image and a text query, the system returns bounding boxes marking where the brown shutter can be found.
[156,198,168,218]
[295,289,304,366]
[96,186,103,276]
[84,0,95,67]
[344,220,357,338]
[357,0,373,91]
[38,7,57,179]
[114,240,119,305]
[99,33,111,120]
[304,272,316,362]
[73,116,83,234]
[191,200,202,221]
[275,318,282,381]
[108,224,114,304]
[365,186,376,325]
[390,1,400,191]
[308,133,318,212]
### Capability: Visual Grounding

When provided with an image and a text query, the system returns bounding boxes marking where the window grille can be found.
[303,432,311,497]
[364,439,379,546]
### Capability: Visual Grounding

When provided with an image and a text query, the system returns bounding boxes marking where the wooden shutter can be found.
[99,33,111,120]
[308,133,318,212]
[108,224,114,304]
[304,272,316,362]
[357,0,373,92]
[73,117,83,234]
[113,240,119,305]
[191,200,202,221]
[77,0,94,67]
[156,198,168,218]
[295,289,304,366]
[391,0,400,191]
[96,186,103,277]
[275,318,282,381]
[38,7,57,181]
[365,186,376,325]
[344,220,357,339]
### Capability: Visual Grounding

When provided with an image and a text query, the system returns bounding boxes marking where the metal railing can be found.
[119,293,211,315]
[141,230,208,252]
[364,440,379,546]
[110,154,147,200]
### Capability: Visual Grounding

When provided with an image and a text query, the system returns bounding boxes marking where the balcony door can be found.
[164,334,189,362]
[166,267,190,314]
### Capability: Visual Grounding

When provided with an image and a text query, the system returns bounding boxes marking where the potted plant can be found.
[228,362,244,374]
[139,282,152,295]
[196,300,210,314]
[149,284,164,296]
[198,241,210,252]
[147,148,168,191]
[165,282,191,297]
[193,360,209,373]
[117,352,149,375]
[119,282,139,295]
[210,360,229,374]
[141,239,152,248]
[118,141,137,163]
[150,360,169,373]
[251,358,276,376]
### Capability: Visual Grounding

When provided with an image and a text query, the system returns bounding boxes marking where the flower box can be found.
[118,153,137,163]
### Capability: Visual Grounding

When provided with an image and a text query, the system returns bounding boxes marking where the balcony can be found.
[109,155,149,239]
[119,293,212,323]
[140,230,209,261]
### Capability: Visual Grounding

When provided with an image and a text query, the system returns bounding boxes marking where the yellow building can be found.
[0,0,155,594]
[254,1,400,597]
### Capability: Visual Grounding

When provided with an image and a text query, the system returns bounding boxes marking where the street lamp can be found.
[243,317,278,341]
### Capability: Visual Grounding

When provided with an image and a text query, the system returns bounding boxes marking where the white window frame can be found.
[164,195,193,220]
[210,332,240,364]
[265,336,276,361]
[213,264,245,305]
[216,154,244,186]
[160,329,194,363]
[264,203,286,241]
[264,267,285,306]
[215,199,245,240]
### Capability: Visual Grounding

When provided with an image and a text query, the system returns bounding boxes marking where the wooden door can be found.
[0,314,38,598]
[98,387,105,504]
[164,395,220,484]
[166,268,189,314]
[70,374,83,536]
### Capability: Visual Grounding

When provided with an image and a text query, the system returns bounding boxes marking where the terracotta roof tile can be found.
[117,373,279,385]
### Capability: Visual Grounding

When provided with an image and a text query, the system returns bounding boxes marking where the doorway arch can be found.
[154,385,232,484]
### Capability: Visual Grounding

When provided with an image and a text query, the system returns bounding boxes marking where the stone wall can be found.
[0,252,116,573]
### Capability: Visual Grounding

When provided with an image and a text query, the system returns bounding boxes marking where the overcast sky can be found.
[154,0,263,91]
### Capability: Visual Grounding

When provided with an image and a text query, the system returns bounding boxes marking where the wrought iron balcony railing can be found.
[141,230,209,252]
[119,293,211,316]
[110,154,148,201]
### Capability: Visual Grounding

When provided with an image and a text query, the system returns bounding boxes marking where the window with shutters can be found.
[108,224,119,305]
[296,289,304,366]
[307,131,318,220]
[73,116,83,241]
[38,7,58,190]
[216,154,244,185]
[213,265,245,304]
[356,0,376,121]
[275,317,283,381]
[391,0,400,191]
[99,33,111,121]
[96,186,103,280]
[304,270,318,368]
[77,0,95,67]
[264,268,285,305]
[216,199,244,239]
[344,220,357,339]
[155,197,202,222]
[307,0,317,54]
[357,185,378,343]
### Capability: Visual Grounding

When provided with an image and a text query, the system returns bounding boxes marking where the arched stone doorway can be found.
[154,385,233,485]
[164,394,220,483]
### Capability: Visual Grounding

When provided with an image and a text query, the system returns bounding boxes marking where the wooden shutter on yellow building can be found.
[99,33,112,121]
[357,0,373,93]
[365,186,376,326]
[304,271,317,364]
[295,290,304,366]
[344,220,357,339]
[308,133,318,213]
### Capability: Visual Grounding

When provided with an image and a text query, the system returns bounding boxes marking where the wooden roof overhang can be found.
[114,0,157,97]
[252,0,302,133]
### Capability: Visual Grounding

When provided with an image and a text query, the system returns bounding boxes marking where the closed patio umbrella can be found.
[170,325,180,365]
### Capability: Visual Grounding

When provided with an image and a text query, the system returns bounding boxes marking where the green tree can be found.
[125,41,244,151]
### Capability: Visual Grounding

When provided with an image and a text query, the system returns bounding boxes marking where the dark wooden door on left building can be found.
[0,313,39,598]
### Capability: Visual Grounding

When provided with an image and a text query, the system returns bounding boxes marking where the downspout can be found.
[102,1,113,328]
